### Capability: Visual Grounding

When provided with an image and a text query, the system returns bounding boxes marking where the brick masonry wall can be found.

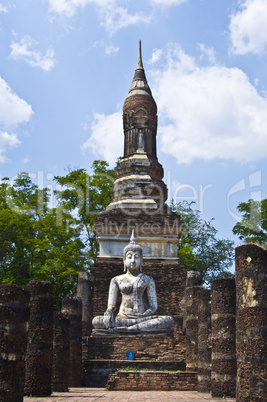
[84,333,186,362]
[197,288,211,393]
[62,297,83,388]
[24,281,53,397]
[235,244,267,401]
[211,278,236,398]
[0,284,30,402]
[106,370,197,391]
[185,286,203,371]
[52,312,70,392]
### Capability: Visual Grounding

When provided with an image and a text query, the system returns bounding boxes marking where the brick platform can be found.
[83,333,186,361]
[106,370,198,391]
[83,359,186,387]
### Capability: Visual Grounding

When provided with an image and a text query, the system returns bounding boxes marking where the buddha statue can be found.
[92,231,174,333]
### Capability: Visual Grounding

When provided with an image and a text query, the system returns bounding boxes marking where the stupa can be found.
[94,40,182,262]
[83,41,187,387]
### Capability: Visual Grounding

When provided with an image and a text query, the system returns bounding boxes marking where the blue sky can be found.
[1,0,267,246]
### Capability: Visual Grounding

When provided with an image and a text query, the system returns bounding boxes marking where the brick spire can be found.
[127,40,152,98]
[123,40,157,159]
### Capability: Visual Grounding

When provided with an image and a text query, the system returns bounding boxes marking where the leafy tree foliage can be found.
[172,201,234,284]
[0,161,115,309]
[54,160,115,263]
[232,198,267,247]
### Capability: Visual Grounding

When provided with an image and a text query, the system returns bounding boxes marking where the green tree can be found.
[54,160,115,263]
[172,201,234,284]
[0,162,115,308]
[0,172,87,309]
[232,198,267,246]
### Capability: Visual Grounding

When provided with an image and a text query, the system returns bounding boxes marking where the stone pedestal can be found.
[83,332,186,387]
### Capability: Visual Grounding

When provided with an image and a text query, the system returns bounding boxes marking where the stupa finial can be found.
[136,40,144,69]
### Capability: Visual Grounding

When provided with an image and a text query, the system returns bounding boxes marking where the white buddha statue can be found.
[92,231,174,333]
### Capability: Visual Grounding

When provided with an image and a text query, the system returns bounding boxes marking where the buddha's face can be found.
[124,250,142,273]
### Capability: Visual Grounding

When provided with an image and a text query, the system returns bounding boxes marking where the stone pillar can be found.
[185,286,203,371]
[211,278,236,398]
[52,312,70,392]
[197,287,211,392]
[182,271,202,334]
[186,271,202,288]
[24,281,53,397]
[76,271,93,336]
[235,244,267,401]
[62,296,82,387]
[0,284,30,402]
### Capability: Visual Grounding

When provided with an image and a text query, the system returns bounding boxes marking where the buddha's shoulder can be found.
[111,274,128,283]
[139,273,154,283]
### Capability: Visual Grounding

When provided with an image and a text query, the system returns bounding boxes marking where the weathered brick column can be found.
[185,286,203,371]
[62,296,82,387]
[197,287,211,392]
[24,280,53,396]
[235,244,267,401]
[0,284,30,402]
[76,271,93,336]
[52,312,70,392]
[182,271,202,334]
[186,271,202,288]
[211,278,236,398]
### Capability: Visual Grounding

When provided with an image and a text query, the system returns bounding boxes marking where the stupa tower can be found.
[94,40,182,261]
[107,40,167,210]
[86,43,186,375]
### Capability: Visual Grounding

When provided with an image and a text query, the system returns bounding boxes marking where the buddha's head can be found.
[123,230,143,273]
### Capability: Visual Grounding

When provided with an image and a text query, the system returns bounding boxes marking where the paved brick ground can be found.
[24,387,236,401]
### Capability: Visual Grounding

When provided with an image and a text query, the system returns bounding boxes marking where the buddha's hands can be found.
[141,308,153,317]
[103,308,115,328]
[125,309,153,319]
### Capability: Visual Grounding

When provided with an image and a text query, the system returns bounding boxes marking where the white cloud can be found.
[105,45,119,56]
[0,132,20,163]
[0,77,33,128]
[101,6,150,34]
[198,43,217,64]
[47,0,151,34]
[47,0,104,17]
[0,77,33,162]
[148,48,163,64]
[82,42,267,166]
[149,44,267,164]
[81,112,123,165]
[0,3,8,13]
[10,35,56,71]
[230,0,267,55]
[22,155,31,164]
[150,0,188,6]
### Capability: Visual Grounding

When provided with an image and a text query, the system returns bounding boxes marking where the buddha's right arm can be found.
[105,277,119,313]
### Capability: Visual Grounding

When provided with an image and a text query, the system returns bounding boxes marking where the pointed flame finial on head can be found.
[130,229,136,244]
[123,229,143,260]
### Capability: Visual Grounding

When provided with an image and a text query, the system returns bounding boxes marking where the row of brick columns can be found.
[185,243,267,400]
[0,244,266,400]
[0,280,83,401]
